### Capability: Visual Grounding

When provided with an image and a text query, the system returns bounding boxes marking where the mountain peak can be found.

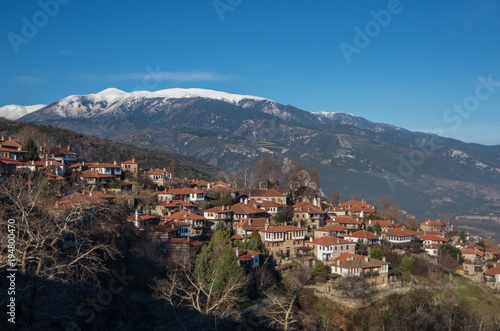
[0,104,46,120]
[131,88,270,104]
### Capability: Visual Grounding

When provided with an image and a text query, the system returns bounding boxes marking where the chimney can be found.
[187,236,190,243]
[369,220,372,225]
[82,161,85,166]
[134,210,139,228]
[114,160,117,165]
[365,257,369,262]
[382,256,386,262]
[9,136,12,141]
[309,237,313,243]
[265,223,269,230]
[236,248,239,257]
[132,157,135,163]
[337,260,340,266]
[248,219,252,225]
[31,160,34,165]
[67,144,71,151]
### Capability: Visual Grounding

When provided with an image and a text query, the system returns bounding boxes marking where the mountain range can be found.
[4,88,500,227]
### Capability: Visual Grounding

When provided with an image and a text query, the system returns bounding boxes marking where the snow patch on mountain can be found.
[0,104,46,120]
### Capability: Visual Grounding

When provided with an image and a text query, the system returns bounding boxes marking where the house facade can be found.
[331,255,389,285]
[308,236,355,261]
[260,225,306,256]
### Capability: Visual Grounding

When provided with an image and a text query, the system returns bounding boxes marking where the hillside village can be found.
[2,135,500,329]
[3,135,500,287]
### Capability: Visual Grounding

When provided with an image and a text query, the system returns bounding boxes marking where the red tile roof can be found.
[369,220,400,228]
[157,188,205,195]
[330,216,362,224]
[462,248,484,257]
[257,200,285,208]
[0,157,22,165]
[231,203,267,215]
[486,247,500,253]
[421,235,447,242]
[55,192,109,210]
[50,146,78,156]
[345,230,380,240]
[158,200,196,208]
[1,139,23,149]
[235,218,273,231]
[235,248,260,261]
[147,168,166,176]
[311,236,350,247]
[166,211,205,221]
[261,225,305,233]
[485,266,500,276]
[204,205,233,213]
[338,200,372,209]
[385,228,417,237]
[293,201,325,214]
[79,170,115,178]
[332,252,364,263]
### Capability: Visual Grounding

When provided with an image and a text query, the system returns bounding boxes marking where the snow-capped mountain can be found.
[31,88,272,119]
[0,104,46,120]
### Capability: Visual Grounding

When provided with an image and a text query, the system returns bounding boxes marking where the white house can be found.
[88,162,122,177]
[382,228,417,244]
[331,255,389,285]
[344,230,381,246]
[308,236,355,261]
[235,248,260,269]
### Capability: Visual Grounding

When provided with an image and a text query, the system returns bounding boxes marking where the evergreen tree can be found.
[23,137,39,161]
[370,247,385,260]
[214,221,227,234]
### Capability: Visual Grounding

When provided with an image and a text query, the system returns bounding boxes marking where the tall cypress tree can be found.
[23,137,39,161]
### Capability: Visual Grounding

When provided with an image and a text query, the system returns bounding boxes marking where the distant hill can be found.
[0,118,219,181]
[17,88,500,223]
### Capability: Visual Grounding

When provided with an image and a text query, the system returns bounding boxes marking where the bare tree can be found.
[338,275,372,299]
[0,173,123,326]
[377,195,402,222]
[152,232,247,323]
[328,189,343,206]
[252,157,283,188]
[403,215,419,231]
[0,173,121,284]
[265,263,313,330]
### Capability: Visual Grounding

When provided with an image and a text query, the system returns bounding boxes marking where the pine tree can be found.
[23,137,39,161]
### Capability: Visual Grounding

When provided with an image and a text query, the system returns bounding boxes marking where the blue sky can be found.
[1,0,500,145]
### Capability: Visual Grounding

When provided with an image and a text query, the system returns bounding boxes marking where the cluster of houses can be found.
[2,136,500,289]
